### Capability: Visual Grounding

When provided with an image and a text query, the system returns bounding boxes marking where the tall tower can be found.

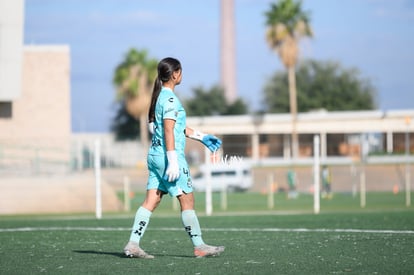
[220,0,237,103]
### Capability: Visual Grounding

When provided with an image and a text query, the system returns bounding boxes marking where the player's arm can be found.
[185,126,222,152]
[164,119,179,182]
[164,119,176,151]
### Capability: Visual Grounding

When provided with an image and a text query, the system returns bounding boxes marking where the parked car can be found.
[191,163,252,192]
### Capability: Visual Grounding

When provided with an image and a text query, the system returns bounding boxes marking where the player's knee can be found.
[177,193,194,210]
[142,199,160,212]
[142,192,163,211]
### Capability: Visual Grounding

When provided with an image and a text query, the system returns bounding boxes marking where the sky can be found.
[24,0,414,132]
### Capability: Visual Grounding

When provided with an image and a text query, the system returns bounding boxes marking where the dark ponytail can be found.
[148,77,162,123]
[148,57,182,123]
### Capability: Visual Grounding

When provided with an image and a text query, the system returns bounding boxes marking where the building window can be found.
[0,102,12,118]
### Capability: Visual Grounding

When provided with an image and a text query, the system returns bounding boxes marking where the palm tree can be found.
[265,0,312,158]
[113,49,157,149]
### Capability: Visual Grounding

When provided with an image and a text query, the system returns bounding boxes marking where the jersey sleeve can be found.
[162,95,180,121]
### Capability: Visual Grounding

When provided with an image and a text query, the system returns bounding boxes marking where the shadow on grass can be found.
[73,250,125,258]
[73,250,193,258]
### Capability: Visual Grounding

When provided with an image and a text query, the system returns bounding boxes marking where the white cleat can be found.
[123,241,154,259]
[194,244,225,258]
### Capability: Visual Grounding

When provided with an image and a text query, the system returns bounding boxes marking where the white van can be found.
[191,163,253,192]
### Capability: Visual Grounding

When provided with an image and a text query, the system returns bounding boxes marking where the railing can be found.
[0,137,146,175]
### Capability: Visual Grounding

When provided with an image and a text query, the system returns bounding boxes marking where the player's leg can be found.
[124,154,167,258]
[178,192,203,246]
[130,189,164,243]
[168,158,204,246]
[124,189,164,259]
[172,157,225,257]
[178,193,225,257]
[176,186,225,257]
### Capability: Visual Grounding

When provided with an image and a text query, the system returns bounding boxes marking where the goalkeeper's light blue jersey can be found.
[149,87,186,156]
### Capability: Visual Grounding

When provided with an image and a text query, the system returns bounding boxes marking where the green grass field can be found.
[1,192,413,274]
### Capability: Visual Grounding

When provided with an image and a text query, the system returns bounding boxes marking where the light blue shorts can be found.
[147,153,193,197]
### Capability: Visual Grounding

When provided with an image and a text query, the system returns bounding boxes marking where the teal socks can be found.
[129,207,204,247]
[129,206,152,244]
[181,209,204,247]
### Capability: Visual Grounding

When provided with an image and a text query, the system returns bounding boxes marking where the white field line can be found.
[0,227,413,234]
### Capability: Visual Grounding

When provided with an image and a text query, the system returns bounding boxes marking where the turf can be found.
[128,191,413,214]
[1,193,413,274]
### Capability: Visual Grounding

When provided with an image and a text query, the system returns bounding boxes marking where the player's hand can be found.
[165,150,180,182]
[201,134,222,152]
[189,130,222,152]
[148,122,155,134]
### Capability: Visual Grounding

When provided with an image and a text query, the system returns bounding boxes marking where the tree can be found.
[112,49,157,145]
[263,59,377,112]
[265,0,312,158]
[110,103,140,141]
[226,99,249,115]
[184,85,248,116]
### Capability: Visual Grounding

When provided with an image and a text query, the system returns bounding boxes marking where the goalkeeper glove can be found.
[189,130,222,152]
[148,122,155,134]
[165,150,180,182]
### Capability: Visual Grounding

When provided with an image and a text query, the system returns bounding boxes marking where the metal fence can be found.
[0,135,146,176]
[0,134,412,193]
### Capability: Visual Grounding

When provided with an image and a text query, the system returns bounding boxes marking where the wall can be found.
[0,45,71,170]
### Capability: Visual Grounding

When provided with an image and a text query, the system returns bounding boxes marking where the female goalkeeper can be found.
[123,57,225,259]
